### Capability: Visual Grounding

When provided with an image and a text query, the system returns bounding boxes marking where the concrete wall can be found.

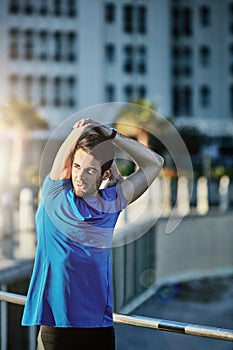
[156,212,233,285]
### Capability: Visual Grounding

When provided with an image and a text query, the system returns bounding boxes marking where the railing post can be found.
[196,176,209,215]
[29,326,37,350]
[219,175,230,212]
[16,187,36,259]
[0,191,15,259]
[176,176,190,216]
[0,284,7,350]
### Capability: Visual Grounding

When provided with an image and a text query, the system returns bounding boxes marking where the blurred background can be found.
[0,0,232,349]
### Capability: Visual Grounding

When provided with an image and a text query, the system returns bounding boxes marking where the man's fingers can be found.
[73,118,99,129]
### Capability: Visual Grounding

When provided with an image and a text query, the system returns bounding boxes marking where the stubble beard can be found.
[73,176,103,198]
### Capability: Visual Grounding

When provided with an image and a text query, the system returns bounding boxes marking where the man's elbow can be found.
[154,154,164,170]
[147,154,164,183]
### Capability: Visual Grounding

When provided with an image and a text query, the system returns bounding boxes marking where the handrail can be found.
[0,291,233,342]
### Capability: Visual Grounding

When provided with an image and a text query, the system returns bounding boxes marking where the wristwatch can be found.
[109,128,117,139]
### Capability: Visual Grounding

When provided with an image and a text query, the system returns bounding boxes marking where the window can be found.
[123,45,133,73]
[172,46,193,77]
[105,84,115,102]
[199,5,211,27]
[122,44,147,75]
[9,74,19,98]
[172,46,179,62]
[9,0,20,14]
[67,77,76,107]
[24,0,33,15]
[183,7,192,36]
[67,0,77,17]
[123,5,133,33]
[172,85,192,116]
[183,47,192,76]
[138,61,146,74]
[230,85,233,114]
[39,76,47,106]
[171,7,180,37]
[229,0,233,34]
[54,0,62,16]
[200,85,211,107]
[137,45,146,74]
[54,77,62,106]
[229,2,233,15]
[183,86,192,115]
[39,31,48,60]
[138,85,146,98]
[105,3,115,23]
[172,86,180,116]
[137,5,147,34]
[229,44,233,74]
[54,31,62,61]
[105,43,115,63]
[200,46,211,67]
[24,75,33,102]
[24,30,33,60]
[67,32,76,62]
[124,85,133,101]
[40,0,48,15]
[9,28,19,59]
[171,6,193,37]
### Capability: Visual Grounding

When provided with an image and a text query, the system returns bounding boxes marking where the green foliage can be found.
[0,98,48,187]
[115,98,169,136]
[0,98,48,131]
[211,166,233,179]
[115,159,135,177]
[177,125,210,154]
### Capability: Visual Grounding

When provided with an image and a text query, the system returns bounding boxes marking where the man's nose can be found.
[77,169,85,180]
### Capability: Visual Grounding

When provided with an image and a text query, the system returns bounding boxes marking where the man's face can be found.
[71,148,103,197]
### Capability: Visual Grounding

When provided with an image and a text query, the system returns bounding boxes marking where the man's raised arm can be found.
[113,132,164,204]
[50,121,88,180]
[73,119,164,205]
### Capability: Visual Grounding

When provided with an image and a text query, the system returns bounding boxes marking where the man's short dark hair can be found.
[72,133,114,174]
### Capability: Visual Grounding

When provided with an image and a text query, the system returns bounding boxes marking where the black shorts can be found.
[37,325,115,350]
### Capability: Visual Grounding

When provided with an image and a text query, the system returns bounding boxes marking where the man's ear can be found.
[102,168,112,181]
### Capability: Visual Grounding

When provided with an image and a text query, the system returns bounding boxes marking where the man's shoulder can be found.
[100,184,127,209]
[99,185,117,200]
[41,174,72,197]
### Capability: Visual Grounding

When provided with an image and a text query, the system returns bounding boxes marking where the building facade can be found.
[0,0,232,135]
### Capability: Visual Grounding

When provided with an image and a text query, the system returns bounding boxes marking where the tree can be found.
[0,98,48,187]
[115,99,169,147]
[114,99,170,175]
[176,125,209,155]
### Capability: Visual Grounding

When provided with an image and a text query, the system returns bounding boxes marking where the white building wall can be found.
[192,0,228,120]
[0,1,10,105]
[79,0,105,110]
[148,0,171,116]
[0,0,232,133]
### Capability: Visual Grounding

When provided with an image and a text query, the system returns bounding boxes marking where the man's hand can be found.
[50,118,95,180]
[73,118,113,139]
[101,161,124,188]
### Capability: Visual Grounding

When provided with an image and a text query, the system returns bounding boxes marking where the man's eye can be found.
[87,169,96,175]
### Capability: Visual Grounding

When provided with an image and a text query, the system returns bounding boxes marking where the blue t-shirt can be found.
[22,175,126,328]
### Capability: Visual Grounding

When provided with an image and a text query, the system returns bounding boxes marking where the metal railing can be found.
[0,291,233,342]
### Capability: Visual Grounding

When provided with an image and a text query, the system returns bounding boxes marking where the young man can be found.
[22,118,164,349]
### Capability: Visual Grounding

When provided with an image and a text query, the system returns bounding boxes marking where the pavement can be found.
[115,274,233,350]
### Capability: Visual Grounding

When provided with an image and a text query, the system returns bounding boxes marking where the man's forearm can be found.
[112,131,164,204]
[90,123,163,170]
[113,132,164,171]
[50,127,85,180]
